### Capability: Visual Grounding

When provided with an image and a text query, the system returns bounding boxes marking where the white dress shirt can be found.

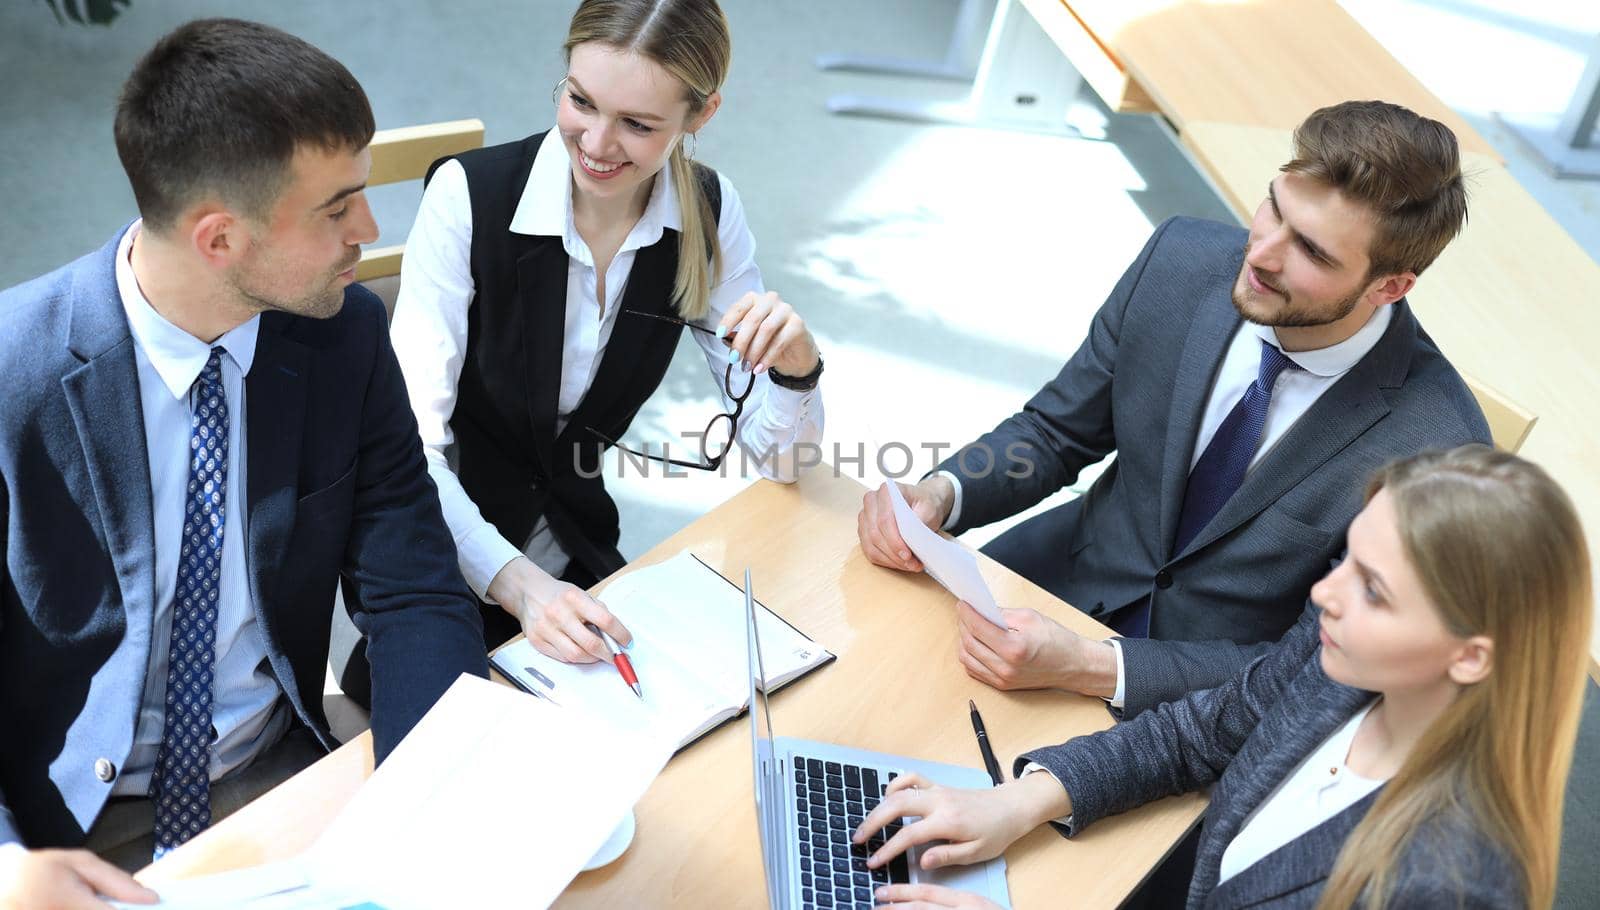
[1216,699,1384,884]
[391,131,824,598]
[940,305,1393,706]
[112,222,288,796]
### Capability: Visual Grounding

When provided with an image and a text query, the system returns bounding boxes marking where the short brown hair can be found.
[1282,100,1467,279]
[114,18,375,233]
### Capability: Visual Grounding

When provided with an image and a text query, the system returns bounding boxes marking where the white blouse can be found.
[1216,699,1385,885]
[390,131,824,597]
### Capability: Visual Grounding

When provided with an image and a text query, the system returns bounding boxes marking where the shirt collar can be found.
[115,221,261,400]
[1252,303,1393,378]
[507,130,682,246]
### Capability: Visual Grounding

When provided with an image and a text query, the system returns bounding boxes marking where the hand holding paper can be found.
[883,480,1007,627]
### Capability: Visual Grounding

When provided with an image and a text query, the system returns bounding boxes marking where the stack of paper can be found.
[123,674,677,910]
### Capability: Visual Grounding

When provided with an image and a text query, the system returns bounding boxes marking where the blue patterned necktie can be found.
[150,347,229,858]
[1176,339,1300,555]
[1111,340,1299,640]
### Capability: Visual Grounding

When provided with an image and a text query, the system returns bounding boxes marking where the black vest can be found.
[429,132,722,578]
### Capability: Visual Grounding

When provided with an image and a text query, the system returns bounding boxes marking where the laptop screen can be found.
[746,569,783,907]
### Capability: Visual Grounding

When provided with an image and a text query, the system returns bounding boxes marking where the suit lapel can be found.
[1158,291,1240,560]
[1176,304,1416,559]
[61,229,158,647]
[1194,670,1375,905]
[245,314,309,616]
[1205,790,1380,908]
[517,239,568,474]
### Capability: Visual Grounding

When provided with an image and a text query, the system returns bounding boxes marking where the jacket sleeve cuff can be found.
[1105,638,1126,709]
[1020,763,1075,830]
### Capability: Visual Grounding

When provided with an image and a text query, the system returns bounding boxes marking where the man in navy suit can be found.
[0,19,487,905]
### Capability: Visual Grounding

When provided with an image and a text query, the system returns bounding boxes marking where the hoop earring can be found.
[683,132,698,160]
[551,76,569,106]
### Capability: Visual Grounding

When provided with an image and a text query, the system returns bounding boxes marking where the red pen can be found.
[592,625,642,699]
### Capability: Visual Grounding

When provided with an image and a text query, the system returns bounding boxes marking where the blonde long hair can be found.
[1317,446,1592,910]
[564,0,730,321]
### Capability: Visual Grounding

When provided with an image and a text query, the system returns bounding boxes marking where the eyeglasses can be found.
[586,309,755,471]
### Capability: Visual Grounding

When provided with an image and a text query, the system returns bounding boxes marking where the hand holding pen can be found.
[588,622,643,699]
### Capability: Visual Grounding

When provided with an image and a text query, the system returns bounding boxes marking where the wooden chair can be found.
[354,118,485,308]
[1462,374,1537,453]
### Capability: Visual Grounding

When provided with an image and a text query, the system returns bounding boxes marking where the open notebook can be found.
[490,551,835,750]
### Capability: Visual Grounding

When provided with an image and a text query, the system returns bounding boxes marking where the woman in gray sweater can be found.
[854,446,1590,909]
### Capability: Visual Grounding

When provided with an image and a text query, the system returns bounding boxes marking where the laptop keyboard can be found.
[792,755,911,909]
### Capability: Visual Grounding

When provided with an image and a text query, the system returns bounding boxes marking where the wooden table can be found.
[139,469,1207,907]
[1016,0,1498,159]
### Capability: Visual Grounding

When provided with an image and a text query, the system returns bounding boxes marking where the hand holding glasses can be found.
[587,309,755,471]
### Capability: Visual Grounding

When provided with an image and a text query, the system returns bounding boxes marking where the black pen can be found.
[969,699,1004,786]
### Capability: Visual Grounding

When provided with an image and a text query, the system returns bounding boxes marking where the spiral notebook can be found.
[490,551,835,750]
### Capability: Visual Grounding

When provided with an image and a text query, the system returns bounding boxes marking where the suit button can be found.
[94,758,117,783]
[1155,570,1173,590]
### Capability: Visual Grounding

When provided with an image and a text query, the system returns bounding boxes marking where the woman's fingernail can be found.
[727,349,740,365]
[715,325,728,340]
[755,363,768,374]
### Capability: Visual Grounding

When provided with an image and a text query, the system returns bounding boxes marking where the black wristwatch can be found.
[769,355,823,391]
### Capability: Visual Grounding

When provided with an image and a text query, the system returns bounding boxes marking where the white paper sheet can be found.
[303,675,678,910]
[130,674,676,910]
[115,860,374,909]
[885,480,1007,627]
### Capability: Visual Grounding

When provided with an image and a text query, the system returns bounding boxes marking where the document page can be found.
[885,480,1006,626]
[493,551,833,747]
[304,674,677,910]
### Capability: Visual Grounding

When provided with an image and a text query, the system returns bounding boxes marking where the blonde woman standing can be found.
[853,445,1589,909]
[391,0,824,656]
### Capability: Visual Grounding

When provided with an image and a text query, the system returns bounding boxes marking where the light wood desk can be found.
[1015,0,1498,160]
[140,469,1207,906]
[1183,119,1600,657]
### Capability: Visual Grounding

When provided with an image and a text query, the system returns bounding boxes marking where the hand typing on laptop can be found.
[852,771,1071,894]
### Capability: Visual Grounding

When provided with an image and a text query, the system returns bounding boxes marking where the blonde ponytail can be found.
[667,142,720,321]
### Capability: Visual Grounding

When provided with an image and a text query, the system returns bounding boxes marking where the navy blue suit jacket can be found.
[0,227,489,848]
[1020,607,1522,908]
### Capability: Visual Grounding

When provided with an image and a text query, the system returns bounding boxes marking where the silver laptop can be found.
[745,570,1011,910]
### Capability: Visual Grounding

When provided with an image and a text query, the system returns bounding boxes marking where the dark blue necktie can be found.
[1110,340,1298,640]
[1176,340,1299,555]
[150,347,228,858]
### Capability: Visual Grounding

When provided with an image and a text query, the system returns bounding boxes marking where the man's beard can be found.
[1232,243,1362,329]
[230,256,355,320]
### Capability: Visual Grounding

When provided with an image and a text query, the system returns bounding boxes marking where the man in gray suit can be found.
[858,100,1490,718]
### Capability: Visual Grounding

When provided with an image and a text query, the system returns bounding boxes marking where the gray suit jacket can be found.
[939,217,1490,716]
[1019,607,1523,908]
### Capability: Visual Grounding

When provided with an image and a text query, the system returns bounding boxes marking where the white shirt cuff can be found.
[1105,638,1126,709]
[934,470,965,530]
[760,382,813,426]
[1021,763,1073,826]
[459,528,525,604]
